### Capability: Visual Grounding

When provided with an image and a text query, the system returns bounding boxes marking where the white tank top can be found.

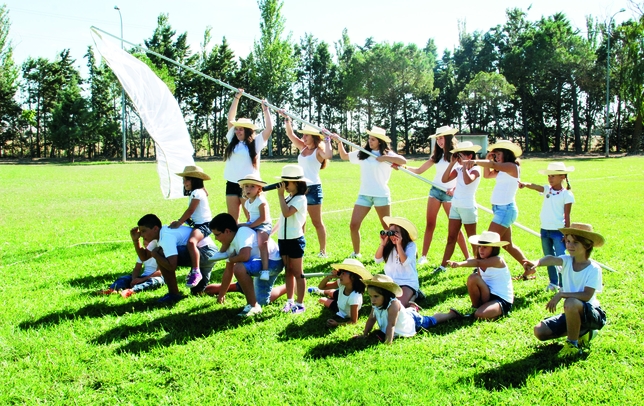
[432,157,457,190]
[297,147,322,186]
[491,168,519,205]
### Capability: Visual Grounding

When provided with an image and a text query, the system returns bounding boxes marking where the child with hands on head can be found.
[518,162,575,290]
[522,223,606,358]
[313,258,371,328]
[447,231,514,320]
[375,216,421,308]
[238,175,273,281]
[171,165,212,289]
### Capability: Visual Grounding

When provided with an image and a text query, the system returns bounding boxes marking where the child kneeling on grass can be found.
[99,238,164,298]
[523,223,606,358]
[357,274,463,344]
[310,258,372,327]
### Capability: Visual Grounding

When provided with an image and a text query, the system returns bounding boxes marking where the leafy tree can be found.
[458,71,515,136]
[0,5,21,156]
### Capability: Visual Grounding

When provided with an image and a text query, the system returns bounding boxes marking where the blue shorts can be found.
[305,184,323,206]
[489,294,513,316]
[355,194,391,208]
[252,223,272,235]
[236,258,285,305]
[278,236,306,258]
[541,302,606,336]
[448,206,477,225]
[429,186,453,203]
[492,202,518,228]
[193,222,212,238]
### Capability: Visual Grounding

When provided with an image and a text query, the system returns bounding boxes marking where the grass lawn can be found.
[1,155,643,405]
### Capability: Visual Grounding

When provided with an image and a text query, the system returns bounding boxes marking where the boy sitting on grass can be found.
[523,223,606,357]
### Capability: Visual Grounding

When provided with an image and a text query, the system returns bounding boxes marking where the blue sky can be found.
[3,0,635,76]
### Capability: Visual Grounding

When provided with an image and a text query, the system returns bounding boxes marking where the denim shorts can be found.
[305,184,323,206]
[492,202,518,228]
[355,194,391,208]
[236,258,285,305]
[449,206,478,225]
[252,223,272,235]
[542,302,606,336]
[193,222,212,238]
[489,293,513,316]
[278,236,306,258]
[429,186,453,203]
[225,181,243,197]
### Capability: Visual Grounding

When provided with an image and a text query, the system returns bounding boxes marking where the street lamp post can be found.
[605,8,625,158]
[114,5,126,162]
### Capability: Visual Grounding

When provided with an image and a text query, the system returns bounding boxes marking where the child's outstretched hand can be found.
[169,221,182,229]
[326,319,339,328]
[446,260,460,268]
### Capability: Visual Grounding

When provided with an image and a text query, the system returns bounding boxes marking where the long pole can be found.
[605,9,625,158]
[114,7,126,163]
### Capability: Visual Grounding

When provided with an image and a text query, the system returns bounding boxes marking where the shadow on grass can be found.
[465,344,588,391]
[277,306,372,341]
[417,285,469,308]
[68,273,121,289]
[305,334,380,359]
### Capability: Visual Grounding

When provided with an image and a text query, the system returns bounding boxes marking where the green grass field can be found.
[1,156,643,405]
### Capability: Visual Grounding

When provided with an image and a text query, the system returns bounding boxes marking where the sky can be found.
[2,0,637,78]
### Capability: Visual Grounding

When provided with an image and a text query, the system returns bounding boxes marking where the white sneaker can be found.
[433,265,447,274]
[545,283,560,292]
[418,256,428,265]
[348,252,362,259]
[238,304,262,317]
[210,251,229,261]
[317,251,328,258]
[259,270,270,281]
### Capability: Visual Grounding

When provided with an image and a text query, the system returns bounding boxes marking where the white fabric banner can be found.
[91,29,193,199]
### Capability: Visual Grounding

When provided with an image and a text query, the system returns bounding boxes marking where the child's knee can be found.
[533,322,550,340]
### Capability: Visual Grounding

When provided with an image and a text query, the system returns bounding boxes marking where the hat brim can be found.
[364,280,403,297]
[297,129,323,137]
[468,235,509,247]
[489,142,522,157]
[230,121,257,131]
[383,216,418,241]
[366,131,391,143]
[538,167,575,175]
[238,178,267,187]
[275,176,312,184]
[176,171,211,181]
[429,128,458,138]
[331,263,372,280]
[558,227,604,247]
[451,145,482,154]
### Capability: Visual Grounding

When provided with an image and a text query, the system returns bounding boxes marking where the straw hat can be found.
[297,124,323,138]
[429,125,458,138]
[366,126,391,143]
[383,216,418,241]
[230,118,257,131]
[559,223,604,247]
[488,140,522,157]
[331,258,372,280]
[538,162,575,175]
[451,141,481,154]
[468,231,509,247]
[364,274,403,297]
[238,174,267,187]
[175,165,211,181]
[276,164,311,183]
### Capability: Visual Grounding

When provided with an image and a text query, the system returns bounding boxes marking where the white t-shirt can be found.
[491,168,520,205]
[223,127,268,183]
[244,194,271,225]
[539,185,575,230]
[335,281,363,318]
[373,298,416,337]
[279,194,307,240]
[157,226,192,258]
[226,226,281,262]
[432,157,457,190]
[189,188,212,225]
[348,150,397,197]
[560,255,602,307]
[298,147,322,186]
[375,242,419,291]
[479,259,514,304]
[137,241,159,277]
[451,166,481,209]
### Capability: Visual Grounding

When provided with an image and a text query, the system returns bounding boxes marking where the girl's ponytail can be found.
[565,174,572,190]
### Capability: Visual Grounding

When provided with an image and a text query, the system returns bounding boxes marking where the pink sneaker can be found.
[186,270,203,287]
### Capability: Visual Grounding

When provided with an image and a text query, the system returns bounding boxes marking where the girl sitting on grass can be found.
[310,258,371,328]
[447,231,514,320]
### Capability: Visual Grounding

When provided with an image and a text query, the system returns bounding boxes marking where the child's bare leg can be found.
[432,309,460,323]
[466,272,490,308]
[291,258,306,303]
[474,301,503,320]
[399,286,414,307]
[563,297,584,341]
[258,231,269,271]
[283,255,294,300]
[187,229,204,270]
[319,297,334,308]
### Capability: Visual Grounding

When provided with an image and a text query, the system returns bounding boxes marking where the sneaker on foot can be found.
[578,330,598,348]
[282,302,295,313]
[545,283,560,292]
[308,287,322,295]
[186,270,203,287]
[348,252,362,259]
[120,289,134,298]
[291,303,306,314]
[259,270,270,281]
[210,251,229,261]
[433,265,447,274]
[238,304,262,317]
[317,251,328,258]
[558,341,582,358]
[158,293,183,303]
[418,256,428,266]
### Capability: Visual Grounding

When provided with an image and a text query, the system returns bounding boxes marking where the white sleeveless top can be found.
[297,147,322,186]
[432,157,457,190]
[451,166,481,209]
[490,168,519,205]
[479,260,514,303]
[373,298,416,337]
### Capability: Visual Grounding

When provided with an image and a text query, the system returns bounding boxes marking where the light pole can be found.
[605,8,625,158]
[114,5,126,162]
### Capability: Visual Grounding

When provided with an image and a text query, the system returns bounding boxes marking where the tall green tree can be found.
[0,5,21,156]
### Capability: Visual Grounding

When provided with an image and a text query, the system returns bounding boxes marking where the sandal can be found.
[449,308,470,319]
[513,273,536,281]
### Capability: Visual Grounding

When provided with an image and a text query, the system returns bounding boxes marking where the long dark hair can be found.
[344,271,366,294]
[494,148,520,166]
[224,127,258,168]
[358,138,390,160]
[476,246,501,259]
[431,134,457,163]
[368,285,396,309]
[309,136,328,170]
[382,226,412,260]
[183,176,206,197]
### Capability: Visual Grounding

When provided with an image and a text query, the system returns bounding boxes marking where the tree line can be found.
[1,1,643,161]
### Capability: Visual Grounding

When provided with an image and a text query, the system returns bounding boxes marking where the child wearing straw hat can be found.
[280,111,333,258]
[359,274,464,344]
[171,165,212,288]
[375,216,421,308]
[523,223,606,358]
[238,174,272,281]
[225,89,273,222]
[312,258,371,327]
[518,162,575,290]
[330,127,407,258]
[447,231,514,320]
